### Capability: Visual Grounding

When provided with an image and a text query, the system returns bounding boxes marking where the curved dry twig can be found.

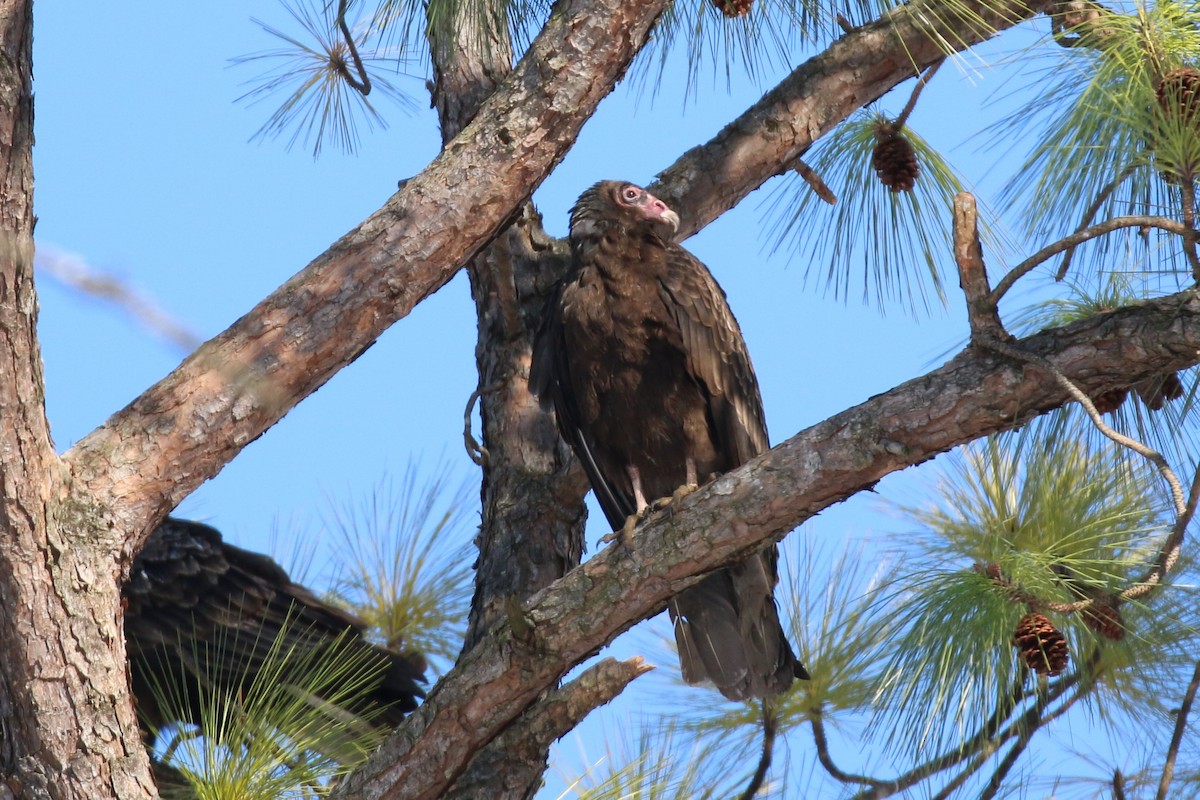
[1123,463,1200,602]
[991,215,1199,303]
[980,336,1192,614]
[981,336,1186,515]
[463,384,501,466]
[336,0,372,95]
[1054,164,1139,282]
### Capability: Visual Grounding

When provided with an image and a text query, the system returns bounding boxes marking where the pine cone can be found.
[1157,66,1200,125]
[711,0,752,17]
[1013,612,1069,676]
[974,562,1004,582]
[872,122,919,193]
[1155,67,1200,183]
[1081,602,1125,641]
[1092,387,1128,415]
[1133,372,1184,411]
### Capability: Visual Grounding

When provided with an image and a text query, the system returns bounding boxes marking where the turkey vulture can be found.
[124,518,425,748]
[530,180,805,700]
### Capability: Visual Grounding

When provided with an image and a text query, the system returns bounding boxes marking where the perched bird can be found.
[530,180,805,700]
[124,518,425,747]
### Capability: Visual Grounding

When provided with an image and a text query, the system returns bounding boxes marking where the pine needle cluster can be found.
[322,468,476,673]
[997,0,1200,275]
[873,425,1194,763]
[766,110,995,315]
[141,615,392,799]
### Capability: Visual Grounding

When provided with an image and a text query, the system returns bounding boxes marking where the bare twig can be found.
[894,59,943,130]
[335,0,372,95]
[793,158,838,205]
[953,193,1005,342]
[1179,182,1200,282]
[738,700,779,800]
[927,751,994,800]
[835,12,855,32]
[1157,660,1200,800]
[931,678,1086,800]
[1113,769,1128,800]
[978,685,1051,800]
[847,673,1075,800]
[1124,463,1200,601]
[992,215,1200,303]
[810,708,881,788]
[1055,164,1138,281]
[35,246,203,353]
[464,384,501,465]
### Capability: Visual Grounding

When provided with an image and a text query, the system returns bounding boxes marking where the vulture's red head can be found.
[569,181,680,245]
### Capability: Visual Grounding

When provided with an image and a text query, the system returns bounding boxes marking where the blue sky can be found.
[31,1,1128,795]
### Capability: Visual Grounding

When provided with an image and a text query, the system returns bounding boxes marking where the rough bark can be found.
[332,288,1200,800]
[0,3,154,798]
[654,0,1049,238]
[426,10,593,798]
[442,657,650,799]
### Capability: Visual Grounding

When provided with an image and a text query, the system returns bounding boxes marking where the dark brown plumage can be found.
[530,180,805,700]
[124,518,425,740]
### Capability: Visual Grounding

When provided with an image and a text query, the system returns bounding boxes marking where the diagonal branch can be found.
[443,657,651,799]
[330,288,1200,800]
[653,0,1054,236]
[60,0,674,550]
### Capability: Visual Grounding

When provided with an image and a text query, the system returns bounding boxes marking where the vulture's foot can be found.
[601,509,645,545]
[668,480,699,508]
[666,458,699,510]
[600,464,654,545]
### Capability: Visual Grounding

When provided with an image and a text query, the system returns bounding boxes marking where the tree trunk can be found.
[426,9,593,798]
[0,3,154,797]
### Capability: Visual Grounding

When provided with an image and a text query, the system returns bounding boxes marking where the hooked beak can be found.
[645,193,680,233]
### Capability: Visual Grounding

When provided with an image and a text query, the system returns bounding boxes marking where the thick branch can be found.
[61,0,672,551]
[331,288,1200,800]
[443,657,650,800]
[652,0,1052,236]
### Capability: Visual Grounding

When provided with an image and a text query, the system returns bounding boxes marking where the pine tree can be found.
[2,0,1200,798]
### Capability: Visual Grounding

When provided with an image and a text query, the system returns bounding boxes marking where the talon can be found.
[670,482,698,505]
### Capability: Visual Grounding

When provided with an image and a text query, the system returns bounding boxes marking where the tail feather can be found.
[669,549,805,701]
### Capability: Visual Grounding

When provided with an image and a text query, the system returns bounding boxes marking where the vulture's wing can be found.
[124,518,425,739]
[657,244,769,465]
[531,284,638,526]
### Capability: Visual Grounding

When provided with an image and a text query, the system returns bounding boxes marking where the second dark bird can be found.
[531,180,806,700]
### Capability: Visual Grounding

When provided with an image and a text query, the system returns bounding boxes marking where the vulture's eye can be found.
[621,187,640,203]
